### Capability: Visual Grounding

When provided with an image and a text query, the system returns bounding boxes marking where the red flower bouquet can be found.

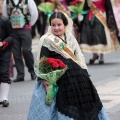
[3,42,8,47]
[34,57,68,105]
[0,41,9,52]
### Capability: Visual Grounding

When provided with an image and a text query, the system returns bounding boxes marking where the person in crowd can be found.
[0,6,14,107]
[111,0,120,38]
[27,12,109,120]
[32,0,48,38]
[31,0,41,38]
[79,0,120,64]
[2,0,38,82]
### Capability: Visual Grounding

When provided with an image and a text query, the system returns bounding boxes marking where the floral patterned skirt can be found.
[27,81,109,120]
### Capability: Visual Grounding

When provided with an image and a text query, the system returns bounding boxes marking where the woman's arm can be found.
[38,42,51,91]
[3,17,14,45]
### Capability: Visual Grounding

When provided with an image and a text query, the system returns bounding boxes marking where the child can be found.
[27,12,109,120]
[0,11,14,107]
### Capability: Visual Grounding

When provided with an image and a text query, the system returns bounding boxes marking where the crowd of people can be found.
[32,0,120,64]
[0,1,120,120]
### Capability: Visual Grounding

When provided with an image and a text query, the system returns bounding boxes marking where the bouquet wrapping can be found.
[38,2,55,22]
[68,0,85,20]
[34,57,68,105]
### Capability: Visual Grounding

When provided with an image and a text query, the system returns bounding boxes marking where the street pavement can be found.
[0,37,120,120]
[97,77,120,120]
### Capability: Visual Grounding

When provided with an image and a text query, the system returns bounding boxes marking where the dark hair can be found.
[49,12,68,26]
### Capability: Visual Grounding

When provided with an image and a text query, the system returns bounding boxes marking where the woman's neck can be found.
[59,35,65,40]
[57,33,65,39]
[56,33,67,44]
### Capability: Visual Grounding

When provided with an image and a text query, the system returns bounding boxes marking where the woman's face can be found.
[50,18,66,37]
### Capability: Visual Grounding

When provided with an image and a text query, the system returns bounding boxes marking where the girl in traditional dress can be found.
[27,12,109,120]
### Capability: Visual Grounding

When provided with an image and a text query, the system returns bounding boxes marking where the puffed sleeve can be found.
[28,0,38,26]
[3,17,14,46]
[2,0,8,17]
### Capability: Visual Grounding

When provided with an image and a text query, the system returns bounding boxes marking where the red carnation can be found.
[54,59,62,63]
[70,1,77,5]
[3,42,8,47]
[59,62,66,68]
[55,59,66,68]
[51,61,59,68]
[47,58,55,64]
[39,57,67,73]
[76,0,83,3]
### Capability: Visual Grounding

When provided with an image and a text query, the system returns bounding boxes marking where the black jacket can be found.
[0,15,14,52]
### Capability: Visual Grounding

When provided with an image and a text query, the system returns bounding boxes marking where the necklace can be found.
[57,33,67,44]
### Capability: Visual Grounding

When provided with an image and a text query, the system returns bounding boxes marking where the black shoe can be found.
[13,77,24,82]
[3,100,9,107]
[0,101,3,105]
[89,55,99,64]
[31,72,36,80]
[99,60,104,64]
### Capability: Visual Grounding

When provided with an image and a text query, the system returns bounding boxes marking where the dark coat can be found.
[0,15,14,52]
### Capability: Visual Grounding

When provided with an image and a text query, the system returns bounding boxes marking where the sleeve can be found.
[2,0,8,17]
[3,18,14,45]
[28,0,38,26]
[40,46,50,58]
[0,17,14,52]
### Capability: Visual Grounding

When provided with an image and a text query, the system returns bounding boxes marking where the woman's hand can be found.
[0,42,3,47]
[41,80,50,92]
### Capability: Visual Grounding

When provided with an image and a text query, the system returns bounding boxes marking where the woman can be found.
[79,0,120,64]
[0,7,14,107]
[111,0,120,37]
[27,12,109,120]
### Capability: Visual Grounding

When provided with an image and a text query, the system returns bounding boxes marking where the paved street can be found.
[0,38,120,120]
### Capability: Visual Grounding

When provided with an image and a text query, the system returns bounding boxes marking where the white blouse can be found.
[37,32,88,70]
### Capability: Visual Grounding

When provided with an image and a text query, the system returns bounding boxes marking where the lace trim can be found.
[40,33,87,69]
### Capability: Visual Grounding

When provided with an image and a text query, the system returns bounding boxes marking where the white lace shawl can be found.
[36,32,87,70]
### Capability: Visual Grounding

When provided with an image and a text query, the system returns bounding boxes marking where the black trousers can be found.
[40,12,47,36]
[32,12,47,38]
[0,51,11,84]
[31,14,41,38]
[13,29,34,79]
